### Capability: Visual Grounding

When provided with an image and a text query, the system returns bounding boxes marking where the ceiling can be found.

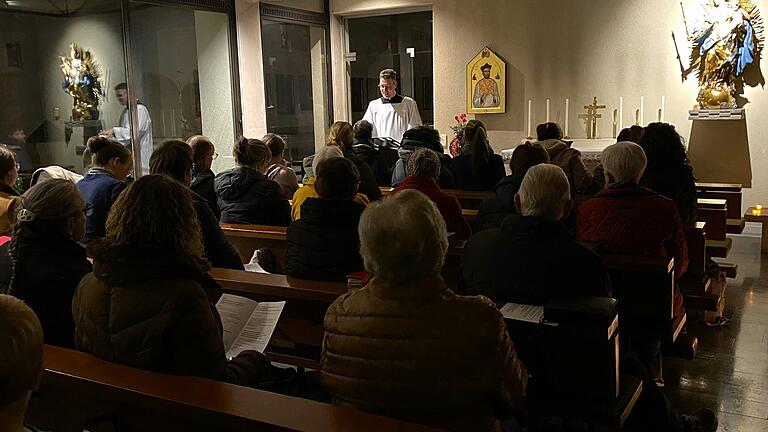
[0,0,121,16]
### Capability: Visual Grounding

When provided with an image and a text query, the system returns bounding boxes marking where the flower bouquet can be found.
[449,113,468,157]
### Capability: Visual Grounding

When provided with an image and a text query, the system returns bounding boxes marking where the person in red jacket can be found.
[577,141,688,385]
[392,147,471,240]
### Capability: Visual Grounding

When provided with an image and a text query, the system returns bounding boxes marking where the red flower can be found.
[454,115,460,122]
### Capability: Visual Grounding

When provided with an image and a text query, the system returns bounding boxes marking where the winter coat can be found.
[0,183,19,235]
[640,165,698,226]
[390,130,454,188]
[461,215,610,304]
[192,192,244,270]
[475,173,525,232]
[577,184,688,315]
[265,162,300,200]
[7,229,91,347]
[450,154,506,191]
[76,169,128,243]
[285,198,365,281]
[72,243,268,386]
[392,175,472,240]
[191,169,219,219]
[291,177,370,220]
[214,166,291,226]
[539,139,593,195]
[352,140,399,186]
[321,275,527,431]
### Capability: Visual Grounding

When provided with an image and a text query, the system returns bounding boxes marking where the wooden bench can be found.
[27,345,439,432]
[211,268,345,369]
[679,222,724,312]
[696,182,745,234]
[696,198,733,258]
[380,187,492,210]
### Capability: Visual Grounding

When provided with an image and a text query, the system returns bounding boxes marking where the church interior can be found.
[1,0,768,431]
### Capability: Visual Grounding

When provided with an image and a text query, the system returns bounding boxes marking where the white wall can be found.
[331,0,768,211]
[235,0,268,142]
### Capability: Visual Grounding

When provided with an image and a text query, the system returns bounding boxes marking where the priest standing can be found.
[362,69,422,144]
[99,82,154,175]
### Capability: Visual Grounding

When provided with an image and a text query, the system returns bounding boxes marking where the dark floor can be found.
[665,235,768,431]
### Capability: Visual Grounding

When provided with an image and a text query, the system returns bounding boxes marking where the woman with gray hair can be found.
[391,147,471,239]
[321,189,527,431]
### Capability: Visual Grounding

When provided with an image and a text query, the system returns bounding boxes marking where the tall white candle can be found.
[619,97,624,130]
[564,98,570,137]
[661,96,666,122]
[546,99,551,122]
[527,99,532,138]
[640,96,645,125]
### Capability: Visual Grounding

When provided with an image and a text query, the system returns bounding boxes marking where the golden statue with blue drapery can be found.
[60,43,103,121]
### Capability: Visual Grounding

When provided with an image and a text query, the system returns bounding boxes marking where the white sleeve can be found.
[408,99,423,129]
[113,110,131,145]
[363,101,378,137]
[137,105,151,137]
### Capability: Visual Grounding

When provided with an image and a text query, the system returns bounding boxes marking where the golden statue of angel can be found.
[675,0,764,109]
[60,43,103,121]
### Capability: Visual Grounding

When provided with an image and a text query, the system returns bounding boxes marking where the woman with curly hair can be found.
[73,175,275,386]
[639,122,697,226]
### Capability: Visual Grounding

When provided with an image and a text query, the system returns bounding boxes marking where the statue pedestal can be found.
[688,112,752,187]
[688,108,745,121]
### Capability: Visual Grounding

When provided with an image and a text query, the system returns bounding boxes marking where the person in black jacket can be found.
[352,119,398,187]
[215,137,291,226]
[476,142,549,232]
[461,164,610,304]
[150,140,244,270]
[451,120,506,191]
[188,135,219,219]
[286,157,365,281]
[391,126,454,188]
[4,179,92,348]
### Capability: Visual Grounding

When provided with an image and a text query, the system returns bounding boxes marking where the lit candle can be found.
[546,99,551,122]
[757,205,763,210]
[619,97,624,130]
[640,96,645,125]
[564,98,570,137]
[527,99,532,138]
[661,96,666,123]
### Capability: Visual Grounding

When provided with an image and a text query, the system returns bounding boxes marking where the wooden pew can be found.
[211,268,345,369]
[602,255,685,344]
[697,198,732,258]
[28,345,439,432]
[696,182,745,234]
[680,222,723,312]
[504,298,642,429]
[380,187,492,209]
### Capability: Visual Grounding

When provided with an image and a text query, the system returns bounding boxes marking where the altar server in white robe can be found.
[362,69,422,144]
[100,82,154,175]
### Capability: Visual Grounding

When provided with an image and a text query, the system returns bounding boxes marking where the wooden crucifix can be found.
[578,97,606,139]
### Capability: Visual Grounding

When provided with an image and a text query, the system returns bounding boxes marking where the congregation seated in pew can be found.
[0,179,91,348]
[461,164,610,304]
[475,142,550,232]
[535,122,596,196]
[450,120,506,191]
[263,133,300,200]
[286,157,365,281]
[215,137,291,226]
[72,175,285,387]
[292,145,370,221]
[321,189,527,431]
[392,147,472,240]
[0,294,44,432]
[391,126,455,189]
[187,135,220,219]
[149,140,243,270]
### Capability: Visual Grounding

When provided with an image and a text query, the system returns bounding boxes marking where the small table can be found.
[744,207,768,253]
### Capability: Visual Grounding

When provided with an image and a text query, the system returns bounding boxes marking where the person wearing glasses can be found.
[188,135,220,219]
[76,137,133,243]
[450,120,505,191]
[0,146,20,235]
[1,179,91,348]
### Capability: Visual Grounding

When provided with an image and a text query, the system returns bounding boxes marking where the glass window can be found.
[128,2,237,174]
[0,3,127,186]
[347,11,433,125]
[261,17,330,161]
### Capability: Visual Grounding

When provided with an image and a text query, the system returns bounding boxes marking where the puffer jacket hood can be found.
[214,167,267,201]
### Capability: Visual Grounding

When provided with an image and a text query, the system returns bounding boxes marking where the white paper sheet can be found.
[216,294,285,359]
[499,302,545,324]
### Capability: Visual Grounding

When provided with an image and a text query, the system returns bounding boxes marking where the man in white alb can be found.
[100,82,153,175]
[362,69,422,144]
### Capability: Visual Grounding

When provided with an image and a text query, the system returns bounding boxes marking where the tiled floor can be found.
[665,236,768,431]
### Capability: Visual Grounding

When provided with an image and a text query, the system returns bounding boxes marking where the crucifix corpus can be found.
[578,97,606,139]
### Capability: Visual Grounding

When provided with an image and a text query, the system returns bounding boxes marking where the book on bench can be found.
[500,302,545,324]
[216,294,285,360]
